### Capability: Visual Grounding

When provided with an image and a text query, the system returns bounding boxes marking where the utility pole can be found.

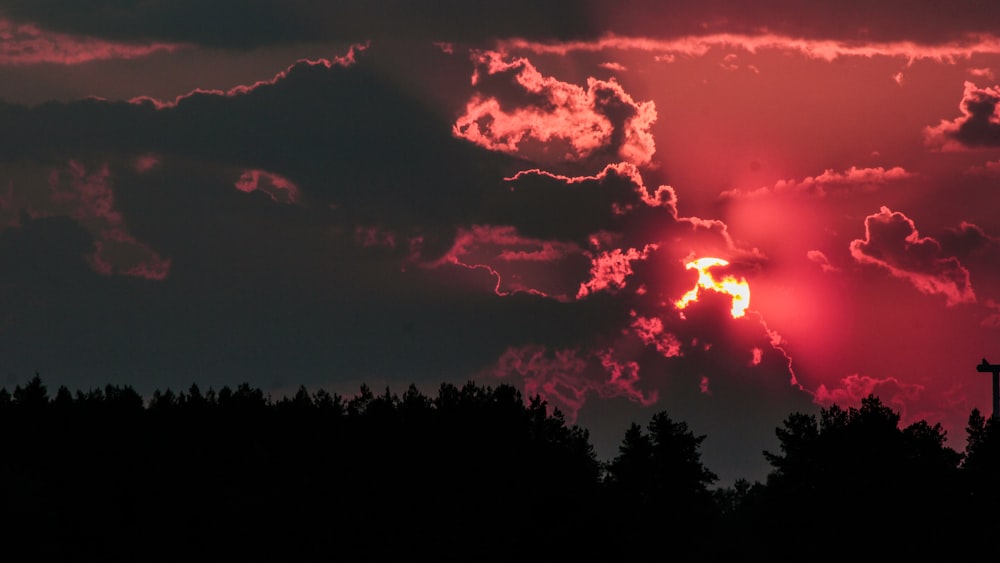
[976,358,1000,419]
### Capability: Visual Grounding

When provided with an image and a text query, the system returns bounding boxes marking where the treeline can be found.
[1,375,998,560]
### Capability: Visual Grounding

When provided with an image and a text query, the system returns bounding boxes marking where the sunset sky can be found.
[3,1,1000,484]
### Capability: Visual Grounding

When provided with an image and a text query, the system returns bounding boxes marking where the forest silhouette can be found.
[1,374,997,560]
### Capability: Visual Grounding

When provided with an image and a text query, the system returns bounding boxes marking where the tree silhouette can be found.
[755,394,962,558]
[962,407,1000,539]
[12,372,48,410]
[604,411,718,560]
[9,373,987,559]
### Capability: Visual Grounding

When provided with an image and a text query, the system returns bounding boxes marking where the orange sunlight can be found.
[675,257,750,318]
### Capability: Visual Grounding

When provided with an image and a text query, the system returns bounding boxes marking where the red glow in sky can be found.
[4,3,1000,484]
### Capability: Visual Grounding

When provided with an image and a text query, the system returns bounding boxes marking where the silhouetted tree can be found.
[179,382,207,409]
[52,385,74,409]
[399,383,430,413]
[13,373,48,410]
[962,408,1000,517]
[291,384,313,408]
[604,411,718,559]
[310,387,344,414]
[102,384,144,412]
[712,478,763,516]
[607,412,717,500]
[0,374,809,560]
[217,382,268,411]
[346,383,374,416]
[756,394,962,558]
[148,388,177,411]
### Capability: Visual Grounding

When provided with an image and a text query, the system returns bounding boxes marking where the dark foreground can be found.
[1,376,998,561]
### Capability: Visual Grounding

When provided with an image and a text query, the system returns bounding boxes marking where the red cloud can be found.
[491,345,658,422]
[806,250,839,273]
[964,159,1000,175]
[422,163,693,302]
[982,299,1000,329]
[676,215,767,264]
[630,312,683,358]
[500,33,1000,63]
[720,166,913,199]
[849,206,975,305]
[433,42,455,54]
[40,161,170,280]
[426,157,792,427]
[427,225,587,301]
[814,374,925,423]
[925,81,1000,149]
[969,67,995,80]
[133,154,161,173]
[429,161,760,306]
[354,226,397,249]
[939,221,1000,257]
[235,170,301,204]
[576,244,657,299]
[0,18,185,65]
[453,51,657,166]
[130,43,367,109]
[598,61,627,72]
[504,161,678,218]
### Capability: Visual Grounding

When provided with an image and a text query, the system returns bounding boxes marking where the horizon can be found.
[1,371,988,488]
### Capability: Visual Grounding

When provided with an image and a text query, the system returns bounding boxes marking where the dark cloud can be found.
[487,164,655,244]
[4,0,1000,49]
[939,221,1000,258]
[0,1,599,48]
[849,206,976,306]
[0,43,528,258]
[0,44,514,390]
[0,17,182,64]
[0,41,709,410]
[610,0,1000,45]
[926,82,1000,149]
[0,178,636,396]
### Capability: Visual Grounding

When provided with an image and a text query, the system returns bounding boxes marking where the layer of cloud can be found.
[12,1,1000,50]
[0,17,184,65]
[0,1,603,48]
[721,166,913,200]
[129,43,366,109]
[500,31,1000,63]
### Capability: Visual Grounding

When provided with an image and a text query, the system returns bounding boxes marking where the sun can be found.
[675,257,750,318]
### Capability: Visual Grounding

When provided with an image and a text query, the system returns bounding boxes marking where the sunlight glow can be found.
[675,257,750,318]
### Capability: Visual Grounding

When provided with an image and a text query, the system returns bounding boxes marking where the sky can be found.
[2,0,1000,484]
